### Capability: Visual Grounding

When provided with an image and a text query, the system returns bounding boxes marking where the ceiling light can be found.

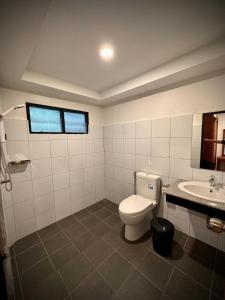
[99,45,114,60]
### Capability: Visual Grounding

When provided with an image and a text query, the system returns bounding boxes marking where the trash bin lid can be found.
[151,218,174,238]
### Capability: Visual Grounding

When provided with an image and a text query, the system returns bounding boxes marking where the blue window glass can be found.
[29,106,62,133]
[64,111,87,133]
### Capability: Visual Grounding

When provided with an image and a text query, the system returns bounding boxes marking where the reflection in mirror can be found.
[191,111,225,171]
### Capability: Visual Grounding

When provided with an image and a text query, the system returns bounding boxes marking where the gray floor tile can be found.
[43,232,70,254]
[16,243,47,273]
[21,258,55,293]
[57,215,76,230]
[94,207,113,220]
[50,244,79,270]
[99,252,134,291]
[80,214,102,228]
[211,253,225,298]
[62,220,87,239]
[38,223,59,241]
[72,231,97,251]
[117,241,148,266]
[59,254,93,292]
[13,233,40,255]
[166,269,209,300]
[90,221,111,237]
[118,271,161,300]
[88,202,103,213]
[102,228,124,249]
[73,209,92,221]
[104,214,122,228]
[83,238,113,267]
[185,237,216,266]
[139,251,173,289]
[71,272,115,300]
[176,250,213,288]
[23,272,68,300]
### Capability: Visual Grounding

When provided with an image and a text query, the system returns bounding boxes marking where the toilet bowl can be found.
[119,195,156,241]
[119,172,160,241]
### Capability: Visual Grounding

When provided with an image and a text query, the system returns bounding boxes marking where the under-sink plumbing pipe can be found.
[207,216,225,233]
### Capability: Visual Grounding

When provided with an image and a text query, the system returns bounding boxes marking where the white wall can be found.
[0,88,105,245]
[104,74,225,124]
[103,74,225,252]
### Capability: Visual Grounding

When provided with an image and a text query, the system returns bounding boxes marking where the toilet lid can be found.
[119,195,154,215]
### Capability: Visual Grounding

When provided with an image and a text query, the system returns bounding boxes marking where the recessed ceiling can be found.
[0,0,225,106]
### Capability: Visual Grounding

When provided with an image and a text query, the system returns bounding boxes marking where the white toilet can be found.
[119,172,160,241]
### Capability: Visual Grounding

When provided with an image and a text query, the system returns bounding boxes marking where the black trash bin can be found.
[151,218,174,256]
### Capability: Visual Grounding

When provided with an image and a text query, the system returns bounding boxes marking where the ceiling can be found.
[1,0,225,106]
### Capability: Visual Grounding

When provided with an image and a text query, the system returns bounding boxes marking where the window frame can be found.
[26,102,89,134]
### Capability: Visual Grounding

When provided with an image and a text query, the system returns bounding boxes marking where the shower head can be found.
[0,104,25,118]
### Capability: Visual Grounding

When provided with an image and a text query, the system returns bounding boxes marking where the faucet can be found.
[209,175,223,191]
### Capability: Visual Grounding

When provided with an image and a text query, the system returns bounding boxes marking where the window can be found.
[26,103,89,134]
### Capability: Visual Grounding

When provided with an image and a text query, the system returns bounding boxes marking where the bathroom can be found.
[0,1,225,299]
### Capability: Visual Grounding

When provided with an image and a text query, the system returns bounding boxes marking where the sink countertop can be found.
[166,180,225,212]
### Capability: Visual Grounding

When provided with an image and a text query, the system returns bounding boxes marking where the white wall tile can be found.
[33,176,53,197]
[113,153,124,167]
[152,118,170,137]
[15,218,36,240]
[82,153,94,168]
[14,199,35,223]
[4,206,16,246]
[135,155,150,172]
[54,188,71,221]
[7,141,30,161]
[31,158,52,179]
[123,168,135,184]
[135,139,151,155]
[171,115,192,138]
[135,120,151,138]
[104,126,113,139]
[1,188,13,209]
[94,139,104,152]
[192,168,223,183]
[123,122,135,139]
[151,156,170,176]
[53,173,69,190]
[5,119,28,140]
[52,157,69,174]
[36,211,55,230]
[104,139,113,152]
[34,193,54,215]
[105,152,114,165]
[123,139,135,154]
[69,169,84,186]
[84,180,96,205]
[70,184,85,212]
[93,126,103,139]
[170,138,191,159]
[84,167,95,182]
[170,158,193,180]
[49,134,67,140]
[12,181,33,203]
[29,141,50,159]
[69,155,83,170]
[152,138,170,157]
[113,124,123,139]
[82,140,94,153]
[94,152,104,166]
[28,133,49,140]
[68,140,82,155]
[113,139,124,153]
[124,154,135,170]
[50,140,68,157]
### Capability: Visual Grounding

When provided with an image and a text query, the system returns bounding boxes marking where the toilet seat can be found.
[119,194,155,216]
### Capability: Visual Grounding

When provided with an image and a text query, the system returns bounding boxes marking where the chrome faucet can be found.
[209,175,223,191]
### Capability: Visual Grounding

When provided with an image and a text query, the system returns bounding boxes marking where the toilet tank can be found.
[136,172,160,202]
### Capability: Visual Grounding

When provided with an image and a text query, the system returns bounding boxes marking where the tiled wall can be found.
[103,114,225,251]
[2,118,105,245]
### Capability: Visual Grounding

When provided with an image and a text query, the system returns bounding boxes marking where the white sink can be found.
[178,181,225,203]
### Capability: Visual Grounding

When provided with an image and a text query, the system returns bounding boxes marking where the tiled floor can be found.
[10,199,225,300]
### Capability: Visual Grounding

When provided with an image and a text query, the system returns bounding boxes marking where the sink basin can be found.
[178,181,225,203]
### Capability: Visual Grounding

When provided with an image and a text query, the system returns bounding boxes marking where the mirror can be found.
[191,111,225,171]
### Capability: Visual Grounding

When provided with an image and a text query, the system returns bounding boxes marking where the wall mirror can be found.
[191,111,225,171]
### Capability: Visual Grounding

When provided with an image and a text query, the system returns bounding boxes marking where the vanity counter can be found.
[165,180,225,220]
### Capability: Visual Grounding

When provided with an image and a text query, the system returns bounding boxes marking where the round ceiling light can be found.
[99,45,114,61]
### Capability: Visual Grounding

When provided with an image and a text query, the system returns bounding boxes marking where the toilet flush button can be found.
[148,184,153,190]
